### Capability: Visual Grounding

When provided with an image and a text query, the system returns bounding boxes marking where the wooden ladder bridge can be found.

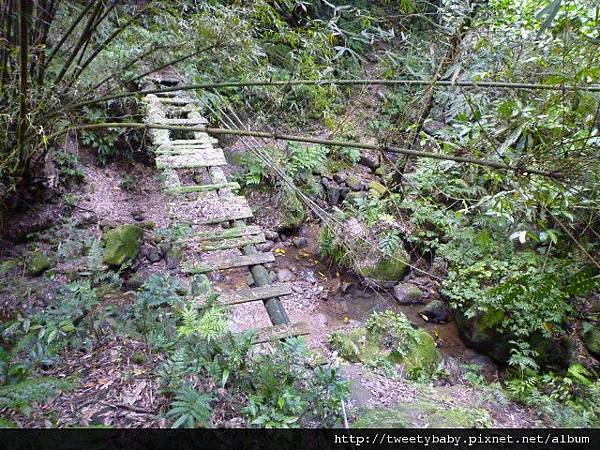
[143,75,307,344]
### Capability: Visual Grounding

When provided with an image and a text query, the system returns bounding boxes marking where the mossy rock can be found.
[583,322,600,358]
[345,191,368,206]
[329,311,438,375]
[368,181,387,198]
[360,245,410,285]
[0,259,18,275]
[26,252,52,276]
[102,224,144,267]
[329,327,381,363]
[282,193,306,229]
[352,402,492,428]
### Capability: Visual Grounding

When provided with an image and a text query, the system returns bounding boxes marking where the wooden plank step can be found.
[155,146,213,156]
[199,211,253,225]
[158,97,199,105]
[156,150,226,169]
[190,233,265,251]
[167,138,217,146]
[182,252,275,274]
[198,283,292,308]
[166,182,240,195]
[252,322,309,344]
[161,117,208,126]
[186,225,263,242]
[169,195,252,224]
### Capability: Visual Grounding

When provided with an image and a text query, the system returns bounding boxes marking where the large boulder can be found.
[455,308,573,367]
[328,311,438,377]
[582,322,600,358]
[393,283,424,304]
[420,300,451,323]
[26,252,52,276]
[320,216,410,286]
[102,224,144,267]
[359,244,410,286]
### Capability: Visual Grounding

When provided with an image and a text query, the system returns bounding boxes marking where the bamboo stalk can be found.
[50,122,560,179]
[82,43,186,96]
[0,0,14,92]
[68,6,150,86]
[67,78,600,110]
[44,1,95,72]
[16,0,29,171]
[54,0,104,84]
[126,43,217,84]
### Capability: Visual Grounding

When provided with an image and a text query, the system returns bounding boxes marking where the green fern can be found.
[166,386,212,428]
[0,377,75,417]
[378,231,400,257]
[177,305,227,342]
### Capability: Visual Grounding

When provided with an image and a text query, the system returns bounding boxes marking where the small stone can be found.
[246,273,255,286]
[423,119,445,135]
[264,230,279,241]
[131,210,145,221]
[359,150,380,169]
[256,241,274,252]
[301,269,318,284]
[333,172,347,184]
[345,191,368,206]
[326,185,342,205]
[292,237,308,249]
[369,181,387,198]
[268,270,277,283]
[158,242,172,255]
[75,211,98,228]
[316,313,328,327]
[210,271,225,282]
[276,268,296,282]
[147,247,162,263]
[419,300,451,323]
[345,175,363,191]
[393,283,424,304]
[165,245,182,270]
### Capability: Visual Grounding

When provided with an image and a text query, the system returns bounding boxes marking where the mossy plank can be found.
[197,283,292,308]
[168,138,216,146]
[166,182,240,195]
[160,117,208,125]
[156,151,226,169]
[157,97,199,105]
[182,252,275,274]
[252,322,309,344]
[155,146,212,156]
[188,225,263,242]
[194,233,265,251]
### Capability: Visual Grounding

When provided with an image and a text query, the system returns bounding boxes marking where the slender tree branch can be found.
[126,43,217,85]
[65,78,600,111]
[49,122,560,179]
[54,0,104,84]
